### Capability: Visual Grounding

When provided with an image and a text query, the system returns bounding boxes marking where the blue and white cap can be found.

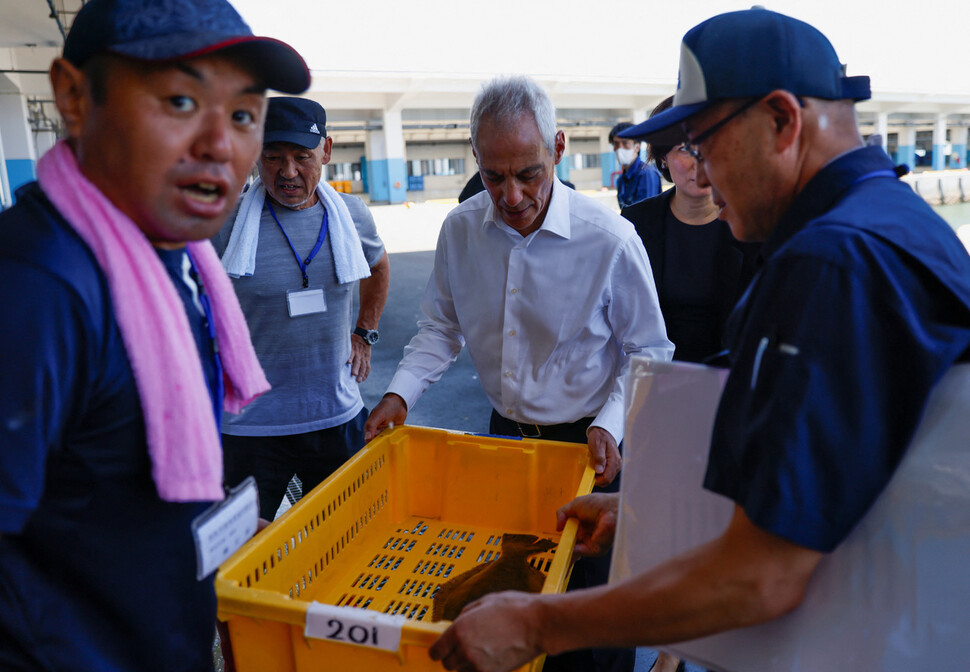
[620,8,871,144]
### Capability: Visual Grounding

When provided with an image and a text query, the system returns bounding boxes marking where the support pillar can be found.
[949,125,967,170]
[932,113,947,171]
[0,84,37,206]
[875,112,889,155]
[366,109,406,204]
[633,106,651,166]
[600,128,615,188]
[896,126,916,171]
[0,125,9,210]
[35,128,57,157]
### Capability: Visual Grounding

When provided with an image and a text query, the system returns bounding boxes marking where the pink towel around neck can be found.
[36,140,270,502]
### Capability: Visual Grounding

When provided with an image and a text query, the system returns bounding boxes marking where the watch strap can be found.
[353,326,379,344]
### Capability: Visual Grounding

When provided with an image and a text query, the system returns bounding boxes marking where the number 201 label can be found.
[305,603,405,653]
[326,619,378,645]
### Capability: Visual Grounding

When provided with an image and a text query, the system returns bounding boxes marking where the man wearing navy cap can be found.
[213,97,390,520]
[429,9,970,672]
[0,0,309,669]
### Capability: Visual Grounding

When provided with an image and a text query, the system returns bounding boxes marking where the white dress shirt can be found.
[386,179,673,442]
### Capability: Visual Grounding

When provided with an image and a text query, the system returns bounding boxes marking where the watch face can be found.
[356,328,379,345]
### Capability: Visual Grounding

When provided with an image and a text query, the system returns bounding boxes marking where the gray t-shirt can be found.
[212,193,385,436]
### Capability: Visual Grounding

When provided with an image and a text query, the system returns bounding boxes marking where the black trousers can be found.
[489,411,636,672]
[223,408,367,519]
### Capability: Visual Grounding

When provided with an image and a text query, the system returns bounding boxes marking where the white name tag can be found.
[305,603,406,653]
[287,288,326,317]
[191,476,259,580]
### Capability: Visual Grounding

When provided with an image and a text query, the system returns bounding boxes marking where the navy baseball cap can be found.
[620,8,871,145]
[63,0,310,95]
[263,97,326,149]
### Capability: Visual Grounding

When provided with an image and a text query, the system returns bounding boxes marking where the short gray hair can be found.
[469,75,558,155]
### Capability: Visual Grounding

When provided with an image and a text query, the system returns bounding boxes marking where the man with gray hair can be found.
[365,74,672,672]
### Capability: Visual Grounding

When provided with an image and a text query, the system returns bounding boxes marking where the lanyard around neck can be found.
[267,200,329,288]
[185,249,224,428]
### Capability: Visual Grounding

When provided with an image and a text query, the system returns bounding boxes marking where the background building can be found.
[2,0,969,207]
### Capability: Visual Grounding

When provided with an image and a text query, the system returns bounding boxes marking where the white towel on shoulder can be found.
[221,176,371,284]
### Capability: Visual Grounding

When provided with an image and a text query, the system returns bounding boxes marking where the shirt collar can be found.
[623,156,644,178]
[483,178,571,241]
[760,146,897,261]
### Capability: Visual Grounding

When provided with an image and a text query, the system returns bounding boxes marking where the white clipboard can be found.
[611,358,970,671]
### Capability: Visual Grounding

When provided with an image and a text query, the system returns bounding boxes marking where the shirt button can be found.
[508,329,516,336]
[506,408,514,415]
[510,288,518,294]
[504,371,513,377]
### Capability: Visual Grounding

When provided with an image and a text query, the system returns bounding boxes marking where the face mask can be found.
[615,147,637,166]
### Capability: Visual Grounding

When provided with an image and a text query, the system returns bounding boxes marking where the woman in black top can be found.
[622,96,760,365]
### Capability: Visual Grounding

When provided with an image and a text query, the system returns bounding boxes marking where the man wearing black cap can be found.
[213,97,390,520]
[0,0,309,669]
[429,9,970,672]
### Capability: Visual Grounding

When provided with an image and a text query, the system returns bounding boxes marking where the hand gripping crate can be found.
[216,425,596,671]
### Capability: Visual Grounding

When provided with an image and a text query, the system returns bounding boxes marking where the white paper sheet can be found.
[612,359,970,671]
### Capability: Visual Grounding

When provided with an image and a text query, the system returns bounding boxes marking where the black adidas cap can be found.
[263,97,327,149]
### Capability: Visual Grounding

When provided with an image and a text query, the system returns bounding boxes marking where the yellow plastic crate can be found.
[216,425,595,671]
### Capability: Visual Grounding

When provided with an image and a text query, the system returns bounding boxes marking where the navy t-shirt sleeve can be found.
[705,248,945,552]
[0,261,95,533]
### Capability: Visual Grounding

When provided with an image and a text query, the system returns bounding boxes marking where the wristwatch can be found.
[353,327,380,345]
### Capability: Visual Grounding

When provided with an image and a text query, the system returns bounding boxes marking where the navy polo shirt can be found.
[616,157,661,209]
[705,147,970,553]
[0,182,220,671]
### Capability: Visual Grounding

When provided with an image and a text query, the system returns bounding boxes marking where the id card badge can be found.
[286,288,326,317]
[191,476,259,580]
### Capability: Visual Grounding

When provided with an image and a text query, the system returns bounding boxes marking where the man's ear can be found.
[553,129,566,165]
[49,58,88,139]
[762,90,802,153]
[320,136,334,165]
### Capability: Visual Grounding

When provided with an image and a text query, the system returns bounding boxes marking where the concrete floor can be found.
[357,246,493,433]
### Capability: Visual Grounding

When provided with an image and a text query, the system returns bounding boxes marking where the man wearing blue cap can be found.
[0,0,309,669]
[429,9,970,672]
[213,96,389,520]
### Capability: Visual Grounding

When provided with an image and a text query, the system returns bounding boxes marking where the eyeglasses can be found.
[680,97,761,163]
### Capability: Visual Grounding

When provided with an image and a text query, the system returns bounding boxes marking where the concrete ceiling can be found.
[0,0,967,139]
[0,0,82,48]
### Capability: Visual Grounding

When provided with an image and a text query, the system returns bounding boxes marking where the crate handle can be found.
[543,517,580,594]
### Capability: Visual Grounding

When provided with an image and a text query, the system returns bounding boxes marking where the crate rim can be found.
[215,424,595,655]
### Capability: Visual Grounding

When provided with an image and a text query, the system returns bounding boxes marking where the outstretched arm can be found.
[363,393,408,442]
[430,504,823,672]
